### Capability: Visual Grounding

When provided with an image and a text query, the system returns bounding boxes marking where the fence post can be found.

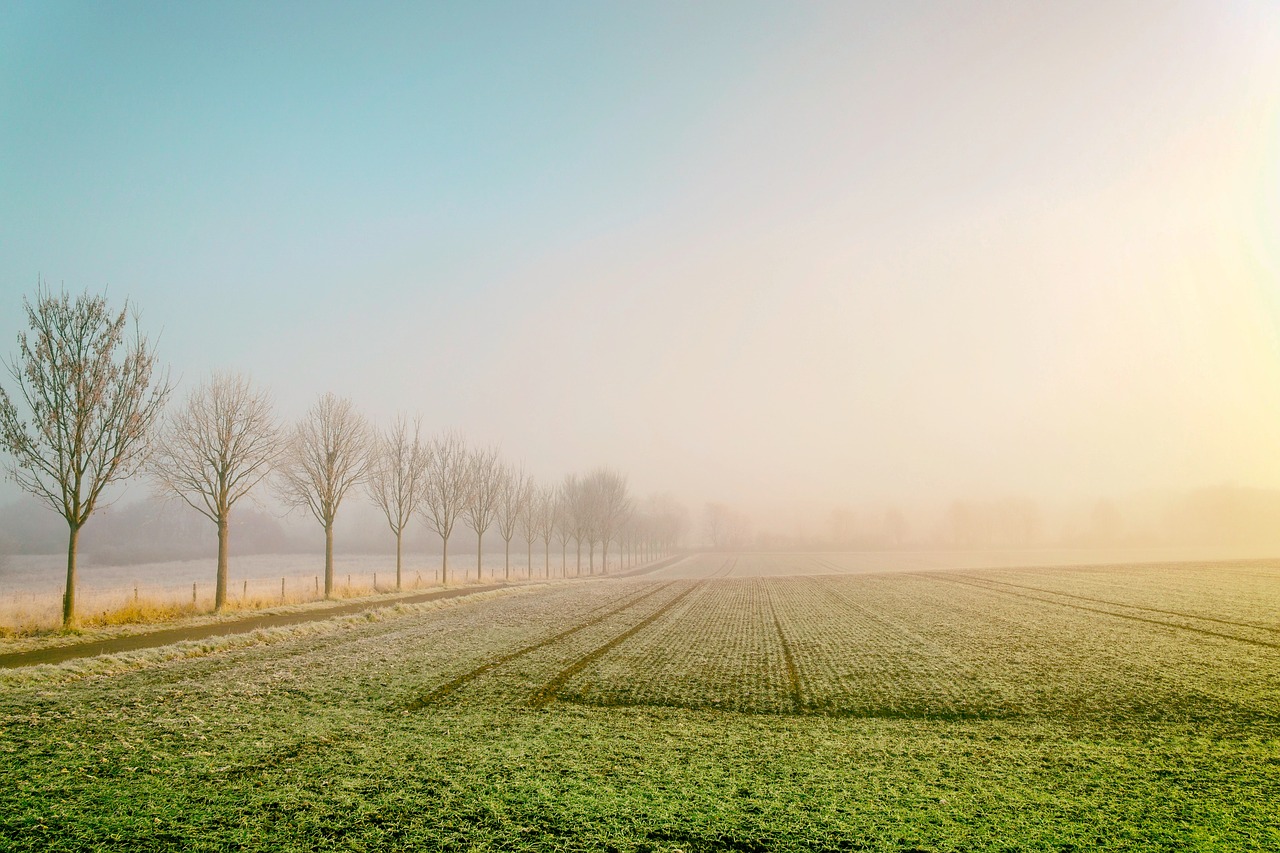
[243,579,248,601]
[192,583,197,605]
[281,577,285,602]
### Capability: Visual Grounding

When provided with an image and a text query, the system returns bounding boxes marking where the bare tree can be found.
[583,467,631,573]
[275,392,368,598]
[420,431,469,585]
[704,501,751,549]
[536,484,559,578]
[365,414,428,590]
[639,492,688,561]
[553,482,572,575]
[562,473,590,575]
[150,372,279,611]
[0,286,170,626]
[494,463,529,580]
[463,445,503,582]
[517,475,540,577]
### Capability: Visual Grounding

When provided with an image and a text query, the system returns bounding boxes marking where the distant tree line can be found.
[0,286,686,626]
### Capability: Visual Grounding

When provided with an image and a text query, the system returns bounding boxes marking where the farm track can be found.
[0,583,509,669]
[956,574,1280,634]
[613,553,689,578]
[529,581,704,709]
[931,573,1280,649]
[405,582,676,709]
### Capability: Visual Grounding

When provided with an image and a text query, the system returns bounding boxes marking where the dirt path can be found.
[0,583,507,669]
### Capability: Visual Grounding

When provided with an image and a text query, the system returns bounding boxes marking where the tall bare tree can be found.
[0,287,170,626]
[517,475,540,577]
[553,483,572,576]
[150,372,279,610]
[562,473,589,575]
[494,463,529,580]
[365,414,428,590]
[275,392,368,597]
[537,484,559,578]
[420,431,469,585]
[581,467,630,573]
[463,445,503,582]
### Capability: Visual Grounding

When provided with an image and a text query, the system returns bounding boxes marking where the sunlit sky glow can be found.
[2,1,1279,518]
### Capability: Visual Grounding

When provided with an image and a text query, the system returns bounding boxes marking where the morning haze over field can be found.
[3,1,1280,555]
[2,4,1280,852]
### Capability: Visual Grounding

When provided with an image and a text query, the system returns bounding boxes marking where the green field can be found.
[2,555,1277,851]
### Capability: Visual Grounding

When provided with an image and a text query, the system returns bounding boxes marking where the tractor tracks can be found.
[929,573,1279,650]
[407,558,740,711]
[759,580,803,714]
[955,575,1280,635]
[528,582,703,709]
[405,582,678,709]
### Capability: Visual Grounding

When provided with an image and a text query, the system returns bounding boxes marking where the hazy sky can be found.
[2,1,1279,514]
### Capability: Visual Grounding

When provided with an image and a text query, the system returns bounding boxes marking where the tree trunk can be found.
[63,523,80,627]
[395,530,403,590]
[544,542,549,578]
[441,533,449,586]
[215,515,230,611]
[575,539,581,576]
[527,541,532,579]
[588,542,595,575]
[324,521,334,598]
[561,543,566,575]
[504,538,510,580]
[476,531,483,582]
[602,541,609,574]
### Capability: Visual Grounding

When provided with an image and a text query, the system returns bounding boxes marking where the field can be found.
[2,553,1277,851]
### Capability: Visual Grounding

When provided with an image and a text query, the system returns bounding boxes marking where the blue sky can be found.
[2,1,1279,518]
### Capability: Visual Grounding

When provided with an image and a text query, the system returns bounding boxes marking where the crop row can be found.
[965,562,1280,634]
[546,571,1279,726]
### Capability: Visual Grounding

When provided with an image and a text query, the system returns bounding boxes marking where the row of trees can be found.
[0,287,685,626]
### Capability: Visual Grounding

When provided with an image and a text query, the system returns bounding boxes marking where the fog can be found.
[2,2,1280,567]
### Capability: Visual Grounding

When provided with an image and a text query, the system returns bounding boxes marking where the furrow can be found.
[760,579,803,713]
[955,574,1280,634]
[404,582,673,709]
[931,574,1279,650]
[528,582,702,709]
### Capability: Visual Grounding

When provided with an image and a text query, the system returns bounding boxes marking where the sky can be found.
[2,0,1279,523]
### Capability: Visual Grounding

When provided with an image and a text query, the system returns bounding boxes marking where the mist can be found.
[2,2,1280,566]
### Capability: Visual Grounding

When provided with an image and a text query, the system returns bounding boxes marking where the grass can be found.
[0,576,508,654]
[0,572,433,639]
[1,560,1277,851]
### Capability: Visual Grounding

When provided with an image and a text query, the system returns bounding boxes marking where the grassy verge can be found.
[0,580,537,655]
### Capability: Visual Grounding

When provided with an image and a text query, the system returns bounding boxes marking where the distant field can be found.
[2,553,1276,851]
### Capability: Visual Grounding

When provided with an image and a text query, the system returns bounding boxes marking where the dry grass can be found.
[0,569,445,639]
